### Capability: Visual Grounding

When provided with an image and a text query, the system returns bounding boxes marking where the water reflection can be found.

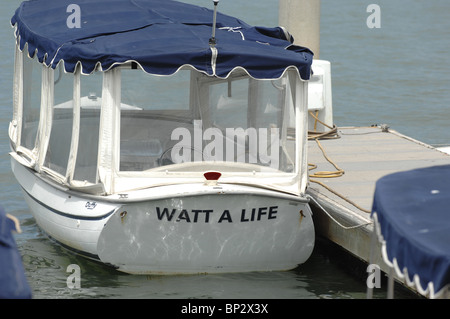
[16,218,417,299]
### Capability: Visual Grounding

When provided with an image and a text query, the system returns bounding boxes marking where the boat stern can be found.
[97,191,314,274]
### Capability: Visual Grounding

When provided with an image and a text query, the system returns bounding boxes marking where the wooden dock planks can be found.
[306,126,450,271]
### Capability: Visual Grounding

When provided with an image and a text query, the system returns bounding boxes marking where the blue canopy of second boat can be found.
[372,164,450,298]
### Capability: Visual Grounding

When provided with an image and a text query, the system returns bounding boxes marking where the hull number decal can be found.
[85,201,97,210]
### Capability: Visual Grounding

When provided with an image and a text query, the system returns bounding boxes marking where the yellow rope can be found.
[309,138,344,178]
[307,112,371,214]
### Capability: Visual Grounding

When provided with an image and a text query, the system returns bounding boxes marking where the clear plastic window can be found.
[195,75,291,171]
[119,68,295,173]
[72,72,102,183]
[43,64,74,175]
[21,54,41,150]
[120,69,193,171]
[121,68,191,111]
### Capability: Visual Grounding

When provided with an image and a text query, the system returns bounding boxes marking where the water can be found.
[1,0,448,300]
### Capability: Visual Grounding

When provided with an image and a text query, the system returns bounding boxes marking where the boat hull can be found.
[98,194,314,274]
[12,158,314,274]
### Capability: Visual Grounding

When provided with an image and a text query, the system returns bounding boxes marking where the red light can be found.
[204,171,222,181]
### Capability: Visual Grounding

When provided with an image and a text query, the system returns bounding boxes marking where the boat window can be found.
[43,63,74,176]
[207,78,284,131]
[192,74,293,172]
[20,53,41,151]
[120,69,193,171]
[72,72,102,183]
[121,68,191,112]
[118,69,296,174]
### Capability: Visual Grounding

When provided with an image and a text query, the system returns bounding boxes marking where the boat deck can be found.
[306,126,450,273]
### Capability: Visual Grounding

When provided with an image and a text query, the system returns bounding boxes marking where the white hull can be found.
[12,158,314,274]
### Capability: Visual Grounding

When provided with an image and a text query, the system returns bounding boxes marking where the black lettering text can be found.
[218,210,232,223]
[156,207,176,221]
[257,207,267,220]
[176,209,191,222]
[268,206,278,219]
[240,209,249,222]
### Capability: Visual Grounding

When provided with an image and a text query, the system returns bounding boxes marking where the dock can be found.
[306,125,450,292]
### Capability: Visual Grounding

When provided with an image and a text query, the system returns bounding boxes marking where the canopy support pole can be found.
[209,0,219,47]
[366,227,377,299]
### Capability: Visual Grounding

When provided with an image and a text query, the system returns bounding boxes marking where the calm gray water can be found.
[2,0,448,300]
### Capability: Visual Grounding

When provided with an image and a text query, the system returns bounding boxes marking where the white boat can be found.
[8,0,315,274]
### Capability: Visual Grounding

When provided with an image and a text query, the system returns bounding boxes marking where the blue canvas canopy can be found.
[11,0,313,80]
[372,165,450,298]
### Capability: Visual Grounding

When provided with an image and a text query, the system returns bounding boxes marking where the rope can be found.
[308,110,339,140]
[307,112,371,215]
[309,179,371,214]
[306,194,372,230]
[309,138,344,178]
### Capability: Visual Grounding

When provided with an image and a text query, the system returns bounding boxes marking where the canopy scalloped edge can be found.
[10,0,313,80]
[12,29,309,82]
[372,212,450,299]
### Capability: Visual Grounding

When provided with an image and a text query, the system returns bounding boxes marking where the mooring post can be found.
[279,0,321,58]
